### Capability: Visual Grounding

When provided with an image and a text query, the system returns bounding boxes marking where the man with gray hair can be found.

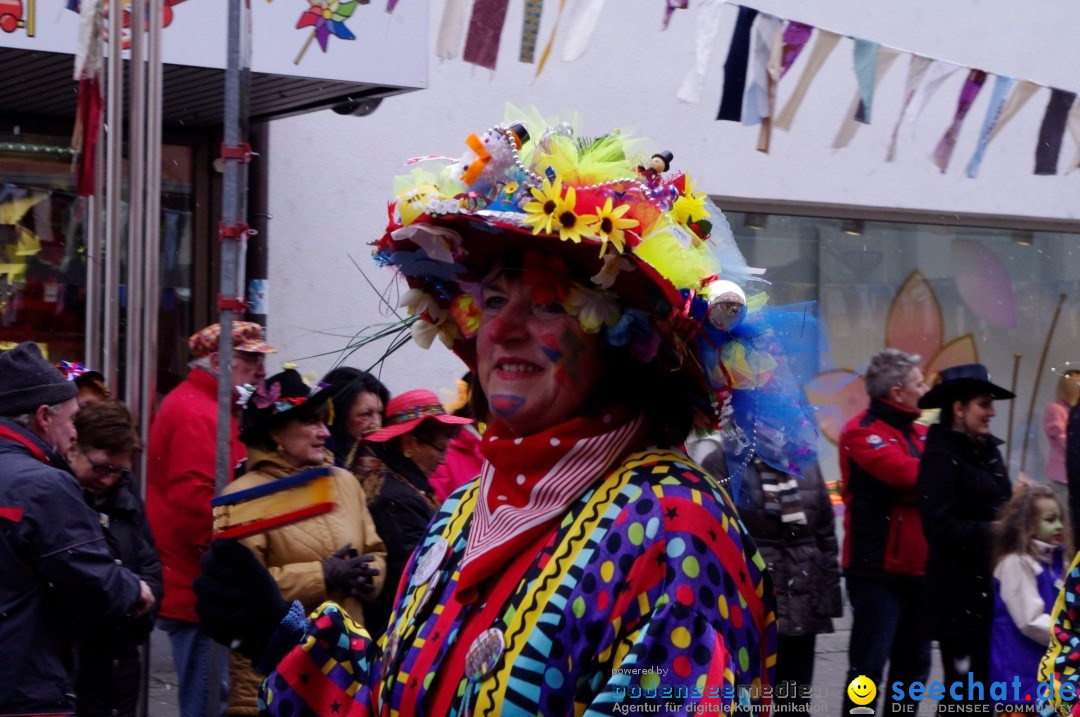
[839,348,931,713]
[146,321,275,717]
[0,341,154,714]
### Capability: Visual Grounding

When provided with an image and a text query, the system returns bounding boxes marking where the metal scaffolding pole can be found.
[208,0,251,712]
[102,0,124,390]
[125,0,146,409]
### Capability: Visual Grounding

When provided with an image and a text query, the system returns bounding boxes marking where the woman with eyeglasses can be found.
[357,389,471,637]
[67,400,163,717]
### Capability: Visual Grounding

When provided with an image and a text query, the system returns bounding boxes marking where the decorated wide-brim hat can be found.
[238,368,333,445]
[364,388,472,443]
[373,107,766,429]
[918,363,1016,409]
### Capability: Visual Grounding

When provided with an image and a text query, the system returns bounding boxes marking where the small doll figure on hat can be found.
[451,123,530,190]
[637,150,674,183]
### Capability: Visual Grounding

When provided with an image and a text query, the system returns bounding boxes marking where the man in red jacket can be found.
[146,322,274,717]
[839,348,930,714]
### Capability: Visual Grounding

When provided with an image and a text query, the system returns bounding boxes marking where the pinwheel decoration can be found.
[294,0,362,65]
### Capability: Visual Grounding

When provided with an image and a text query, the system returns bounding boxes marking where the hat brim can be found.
[363,413,473,443]
[918,378,1016,409]
[389,214,685,369]
[235,341,277,354]
[239,387,333,444]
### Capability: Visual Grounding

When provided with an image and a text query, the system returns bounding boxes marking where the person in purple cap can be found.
[0,342,153,715]
[917,363,1015,712]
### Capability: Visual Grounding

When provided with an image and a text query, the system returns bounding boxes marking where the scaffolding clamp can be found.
[219,221,250,241]
[217,295,248,313]
[220,142,254,163]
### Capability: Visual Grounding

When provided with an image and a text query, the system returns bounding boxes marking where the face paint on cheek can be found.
[539,333,564,363]
[490,394,526,417]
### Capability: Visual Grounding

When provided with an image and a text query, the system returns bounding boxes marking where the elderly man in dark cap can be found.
[0,341,154,715]
[146,321,275,717]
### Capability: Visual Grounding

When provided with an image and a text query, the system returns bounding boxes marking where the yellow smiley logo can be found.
[847,675,876,706]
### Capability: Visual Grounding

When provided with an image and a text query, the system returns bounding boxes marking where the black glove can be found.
[322,544,380,599]
[195,539,289,663]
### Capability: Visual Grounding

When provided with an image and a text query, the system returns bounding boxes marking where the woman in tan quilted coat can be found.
[221,367,386,715]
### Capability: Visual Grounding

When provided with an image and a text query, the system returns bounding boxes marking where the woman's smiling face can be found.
[476,272,602,436]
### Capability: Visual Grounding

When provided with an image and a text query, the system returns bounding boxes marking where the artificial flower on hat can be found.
[371,107,819,446]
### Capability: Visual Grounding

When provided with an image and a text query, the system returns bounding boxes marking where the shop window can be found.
[727,209,1080,485]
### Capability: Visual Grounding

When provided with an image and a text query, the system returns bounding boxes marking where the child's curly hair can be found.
[993,484,1071,566]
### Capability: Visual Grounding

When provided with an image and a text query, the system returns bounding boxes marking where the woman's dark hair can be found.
[321,366,390,464]
[936,389,988,429]
[392,417,462,455]
[74,400,142,454]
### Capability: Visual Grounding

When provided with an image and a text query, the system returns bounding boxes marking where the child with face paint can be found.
[988,485,1070,710]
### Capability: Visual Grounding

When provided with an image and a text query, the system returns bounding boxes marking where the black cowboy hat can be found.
[239,368,332,446]
[918,363,1015,410]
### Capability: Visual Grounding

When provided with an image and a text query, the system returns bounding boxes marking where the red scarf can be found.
[457,410,645,592]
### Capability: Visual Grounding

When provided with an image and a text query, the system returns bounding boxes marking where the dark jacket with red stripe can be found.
[0,419,142,716]
[839,399,929,580]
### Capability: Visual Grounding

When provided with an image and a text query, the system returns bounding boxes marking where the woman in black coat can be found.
[706,450,842,711]
[356,389,471,638]
[916,364,1013,711]
[65,401,163,717]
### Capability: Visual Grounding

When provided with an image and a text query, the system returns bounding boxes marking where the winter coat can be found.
[146,368,245,623]
[222,447,387,716]
[839,398,929,580]
[917,424,1012,639]
[75,480,164,717]
[358,447,440,637]
[1045,401,1070,484]
[1067,403,1080,549]
[256,449,776,715]
[0,420,142,716]
[730,456,842,636]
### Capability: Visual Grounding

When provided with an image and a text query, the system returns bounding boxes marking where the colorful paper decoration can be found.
[561,0,606,62]
[832,48,900,149]
[965,75,1015,178]
[740,14,782,126]
[756,20,813,152]
[294,0,361,65]
[852,39,880,124]
[1034,89,1077,176]
[518,0,542,63]
[774,29,841,131]
[533,0,566,75]
[463,0,510,70]
[716,6,759,121]
[932,69,987,173]
[675,0,724,104]
[435,0,470,59]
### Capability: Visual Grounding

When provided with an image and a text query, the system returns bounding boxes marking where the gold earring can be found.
[404,450,413,458]
[276,443,286,455]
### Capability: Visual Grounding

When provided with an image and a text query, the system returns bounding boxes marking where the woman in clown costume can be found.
[195,110,819,715]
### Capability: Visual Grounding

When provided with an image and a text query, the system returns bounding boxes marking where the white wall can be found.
[266,0,1080,400]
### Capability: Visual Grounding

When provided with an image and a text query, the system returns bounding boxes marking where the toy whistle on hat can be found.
[211,467,335,539]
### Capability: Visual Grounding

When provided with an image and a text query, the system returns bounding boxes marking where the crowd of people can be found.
[3,111,1080,717]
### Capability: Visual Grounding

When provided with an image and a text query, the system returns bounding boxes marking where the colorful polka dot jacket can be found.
[258,448,778,715]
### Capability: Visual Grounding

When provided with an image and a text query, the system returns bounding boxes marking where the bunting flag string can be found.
[965,75,1015,178]
[676,0,726,105]
[716,6,759,121]
[705,2,1080,178]
[933,70,987,173]
[435,0,472,60]
[561,0,606,63]
[519,0,543,63]
[773,29,841,131]
[462,0,511,70]
[1034,89,1077,176]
